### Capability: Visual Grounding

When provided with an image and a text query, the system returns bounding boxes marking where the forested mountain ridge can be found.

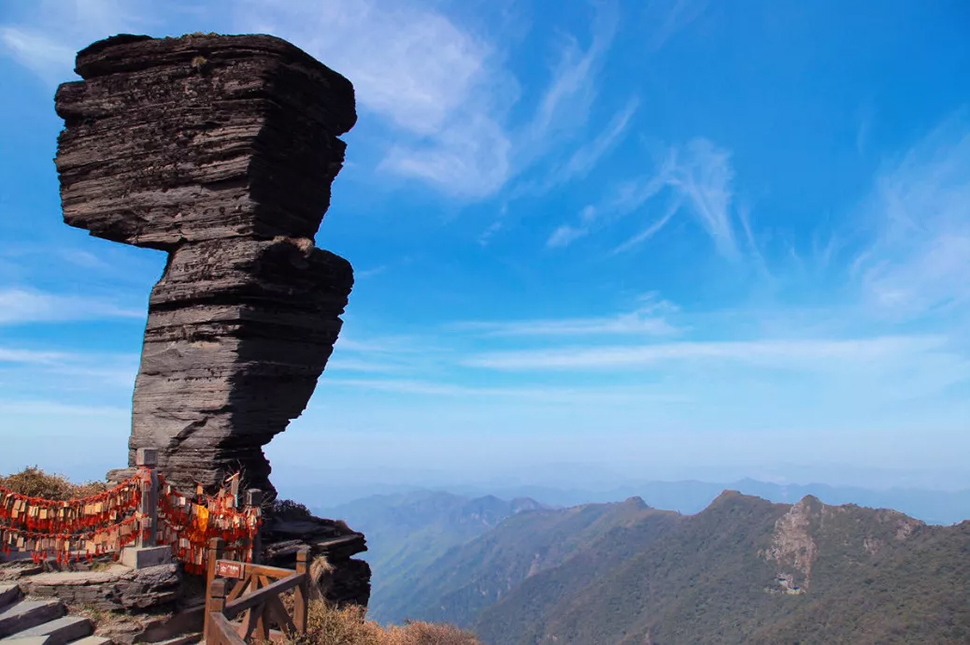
[318,490,546,622]
[379,491,970,644]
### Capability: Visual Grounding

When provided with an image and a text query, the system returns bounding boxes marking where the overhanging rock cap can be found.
[71,33,357,135]
[55,32,357,250]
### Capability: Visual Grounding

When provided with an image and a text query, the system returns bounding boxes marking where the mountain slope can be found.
[317,490,544,623]
[382,497,673,626]
[394,491,970,644]
[520,492,970,644]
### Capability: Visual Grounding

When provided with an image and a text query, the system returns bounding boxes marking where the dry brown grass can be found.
[309,555,335,601]
[0,466,108,500]
[292,601,480,645]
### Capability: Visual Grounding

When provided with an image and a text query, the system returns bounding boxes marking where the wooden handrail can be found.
[211,612,248,645]
[223,572,306,620]
[223,562,298,580]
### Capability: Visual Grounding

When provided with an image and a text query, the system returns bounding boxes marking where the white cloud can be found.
[2,0,658,201]
[663,138,738,257]
[325,377,686,405]
[235,0,515,199]
[334,333,431,355]
[548,137,740,256]
[610,196,680,253]
[0,289,143,324]
[853,116,970,318]
[325,357,406,373]
[521,7,618,150]
[354,265,386,279]
[546,223,589,248]
[0,347,139,398]
[478,220,505,247]
[0,400,127,418]
[464,335,950,371]
[454,301,679,337]
[642,0,708,51]
[0,348,71,365]
[0,27,76,84]
[0,0,152,85]
[380,115,512,197]
[557,98,639,182]
[527,97,640,198]
[237,0,491,136]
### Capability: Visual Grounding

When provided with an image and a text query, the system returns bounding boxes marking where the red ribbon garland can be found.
[0,469,260,573]
[155,473,261,575]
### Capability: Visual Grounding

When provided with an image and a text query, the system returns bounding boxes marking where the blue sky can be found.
[1,0,969,494]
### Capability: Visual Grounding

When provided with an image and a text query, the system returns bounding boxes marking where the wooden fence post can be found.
[206,578,228,645]
[294,546,310,635]
[205,538,225,638]
[135,448,158,548]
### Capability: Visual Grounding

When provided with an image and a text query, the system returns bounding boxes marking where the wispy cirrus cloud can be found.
[234,0,516,198]
[0,400,128,418]
[325,377,687,405]
[237,0,626,200]
[464,335,951,371]
[642,0,708,51]
[3,1,698,202]
[547,137,740,257]
[0,346,139,399]
[0,348,72,365]
[520,97,640,197]
[453,297,679,337]
[852,114,970,319]
[0,288,143,324]
[0,0,154,85]
[518,6,619,154]
[663,138,738,257]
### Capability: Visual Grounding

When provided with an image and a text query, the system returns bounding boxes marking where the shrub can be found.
[292,601,480,645]
[273,498,314,521]
[0,466,107,500]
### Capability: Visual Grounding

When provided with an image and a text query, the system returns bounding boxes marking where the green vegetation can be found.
[385,492,970,644]
[319,491,544,624]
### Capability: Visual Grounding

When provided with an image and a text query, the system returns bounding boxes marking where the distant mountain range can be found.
[446,478,970,526]
[317,490,546,619]
[318,485,970,643]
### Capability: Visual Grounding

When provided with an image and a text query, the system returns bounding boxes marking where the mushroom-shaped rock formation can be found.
[54,33,356,501]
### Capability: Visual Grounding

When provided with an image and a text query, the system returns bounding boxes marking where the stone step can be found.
[0,638,49,645]
[68,637,112,645]
[150,633,201,645]
[137,605,205,643]
[0,588,21,612]
[0,601,65,639]
[0,616,92,645]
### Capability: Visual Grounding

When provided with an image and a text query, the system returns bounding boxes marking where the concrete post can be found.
[121,447,172,569]
[246,489,263,564]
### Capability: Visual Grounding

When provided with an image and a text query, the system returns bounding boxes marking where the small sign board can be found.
[216,560,245,579]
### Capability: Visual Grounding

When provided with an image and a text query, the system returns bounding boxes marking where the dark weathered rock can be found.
[21,565,181,613]
[55,34,355,249]
[260,514,371,608]
[54,33,357,499]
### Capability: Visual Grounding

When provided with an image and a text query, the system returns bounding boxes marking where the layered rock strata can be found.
[261,513,371,607]
[54,33,356,500]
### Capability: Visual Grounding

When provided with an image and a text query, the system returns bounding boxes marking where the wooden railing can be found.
[204,537,309,644]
